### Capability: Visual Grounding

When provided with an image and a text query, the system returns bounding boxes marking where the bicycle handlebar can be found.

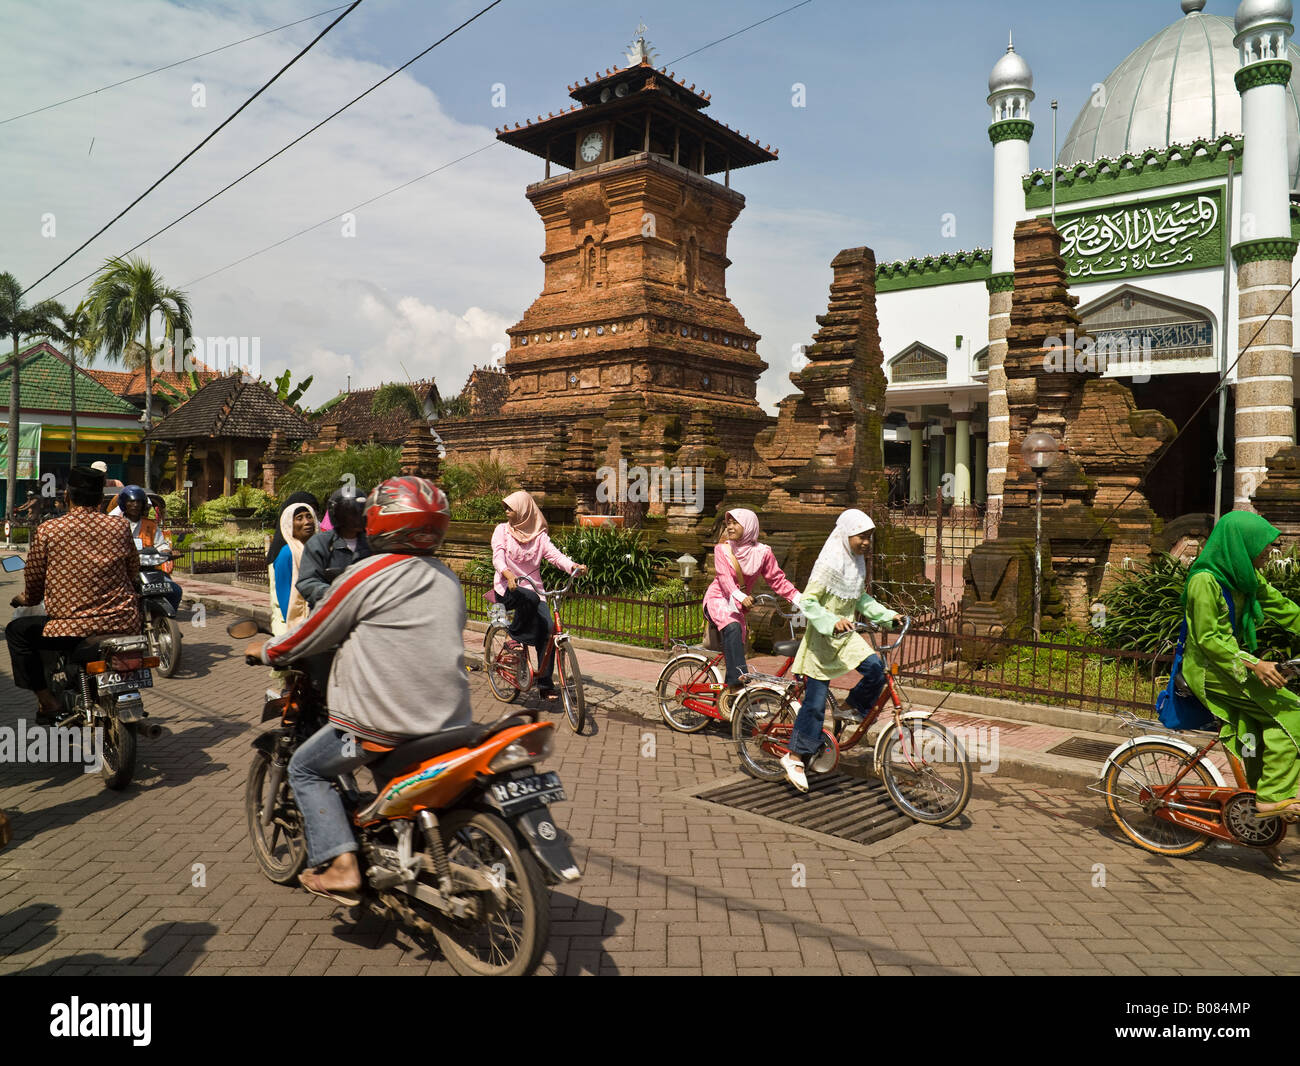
[852,615,912,652]
[511,571,579,599]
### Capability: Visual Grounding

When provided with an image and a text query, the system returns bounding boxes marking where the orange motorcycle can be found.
[230,620,579,976]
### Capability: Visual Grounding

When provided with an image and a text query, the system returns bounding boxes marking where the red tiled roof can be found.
[87,365,220,400]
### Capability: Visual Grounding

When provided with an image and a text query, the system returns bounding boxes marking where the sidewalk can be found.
[184,577,1185,790]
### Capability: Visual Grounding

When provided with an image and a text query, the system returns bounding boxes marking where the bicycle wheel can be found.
[878,719,972,825]
[655,654,718,733]
[1102,741,1215,857]
[732,688,795,781]
[484,624,522,703]
[556,642,585,734]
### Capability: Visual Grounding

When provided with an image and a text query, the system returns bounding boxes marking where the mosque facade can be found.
[876,0,1300,527]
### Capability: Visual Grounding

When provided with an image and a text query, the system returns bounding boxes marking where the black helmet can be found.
[119,485,147,507]
[328,485,366,528]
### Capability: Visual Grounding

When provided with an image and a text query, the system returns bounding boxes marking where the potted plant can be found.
[229,482,256,519]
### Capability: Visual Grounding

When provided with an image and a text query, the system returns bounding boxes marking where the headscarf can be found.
[807,509,875,601]
[279,502,317,628]
[503,490,546,544]
[723,509,762,574]
[1183,509,1280,651]
[266,492,321,564]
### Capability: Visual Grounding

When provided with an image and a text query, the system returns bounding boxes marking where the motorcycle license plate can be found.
[140,581,170,596]
[98,668,153,696]
[489,771,566,815]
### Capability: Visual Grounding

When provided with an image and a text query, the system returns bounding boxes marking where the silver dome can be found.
[988,41,1033,96]
[1058,11,1300,191]
[1235,0,1293,35]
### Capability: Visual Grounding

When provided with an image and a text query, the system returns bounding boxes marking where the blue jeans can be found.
[288,724,383,867]
[705,607,747,686]
[790,655,886,761]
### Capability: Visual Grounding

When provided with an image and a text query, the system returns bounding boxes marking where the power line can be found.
[25,1,365,297]
[173,4,814,291]
[181,142,501,288]
[44,0,505,303]
[665,0,813,64]
[0,4,354,126]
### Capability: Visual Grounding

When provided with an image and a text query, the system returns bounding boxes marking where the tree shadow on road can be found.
[12,918,217,975]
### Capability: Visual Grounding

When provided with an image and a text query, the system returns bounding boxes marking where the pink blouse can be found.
[702,542,799,635]
[490,524,578,600]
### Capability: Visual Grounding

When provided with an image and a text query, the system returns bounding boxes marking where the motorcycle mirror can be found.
[1,556,25,572]
[226,619,261,639]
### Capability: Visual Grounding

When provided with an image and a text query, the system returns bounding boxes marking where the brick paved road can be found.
[2,580,1299,975]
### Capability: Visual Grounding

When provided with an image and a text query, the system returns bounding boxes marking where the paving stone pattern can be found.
[2,589,1299,975]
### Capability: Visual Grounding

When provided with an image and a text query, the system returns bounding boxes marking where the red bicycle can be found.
[730,618,974,825]
[484,574,585,734]
[654,596,839,732]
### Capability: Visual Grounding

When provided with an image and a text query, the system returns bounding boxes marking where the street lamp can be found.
[1020,430,1059,637]
[677,553,697,582]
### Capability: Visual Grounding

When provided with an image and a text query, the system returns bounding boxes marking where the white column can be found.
[908,421,926,505]
[954,415,972,506]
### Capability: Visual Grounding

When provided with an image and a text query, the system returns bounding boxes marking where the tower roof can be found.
[988,34,1033,95]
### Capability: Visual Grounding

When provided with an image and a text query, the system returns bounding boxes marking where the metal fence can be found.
[895,619,1172,716]
[185,546,269,584]
[462,578,701,649]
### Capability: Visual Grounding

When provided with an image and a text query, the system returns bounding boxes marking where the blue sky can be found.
[0,0,1216,409]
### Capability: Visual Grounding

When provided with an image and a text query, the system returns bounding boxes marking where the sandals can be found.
[780,752,809,793]
[1256,797,1300,822]
[298,866,362,906]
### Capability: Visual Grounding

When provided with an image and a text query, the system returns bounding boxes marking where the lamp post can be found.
[1020,430,1060,637]
[677,553,697,583]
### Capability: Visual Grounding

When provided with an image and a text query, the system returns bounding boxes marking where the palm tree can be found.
[44,300,100,468]
[88,256,191,492]
[0,273,63,519]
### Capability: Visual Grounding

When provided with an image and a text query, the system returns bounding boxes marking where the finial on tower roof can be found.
[625,20,658,66]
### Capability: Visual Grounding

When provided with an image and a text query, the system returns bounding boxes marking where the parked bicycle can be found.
[654,595,839,732]
[484,573,586,734]
[730,616,973,825]
[1092,663,1300,865]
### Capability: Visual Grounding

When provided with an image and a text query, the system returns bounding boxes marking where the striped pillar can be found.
[985,274,1014,514]
[1234,251,1296,507]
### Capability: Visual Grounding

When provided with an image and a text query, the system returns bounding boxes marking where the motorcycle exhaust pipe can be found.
[141,722,164,740]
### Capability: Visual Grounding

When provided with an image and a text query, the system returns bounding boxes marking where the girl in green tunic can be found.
[782,509,900,792]
[1181,510,1300,817]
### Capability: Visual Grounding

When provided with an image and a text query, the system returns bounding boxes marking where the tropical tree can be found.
[155,366,204,408]
[276,444,401,506]
[0,273,63,518]
[370,382,423,421]
[273,368,314,411]
[44,299,100,468]
[88,256,192,492]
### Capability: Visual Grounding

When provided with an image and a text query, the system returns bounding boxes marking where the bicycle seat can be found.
[370,722,499,778]
[772,639,801,658]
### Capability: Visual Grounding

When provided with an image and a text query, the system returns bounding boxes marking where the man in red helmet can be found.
[244,476,472,904]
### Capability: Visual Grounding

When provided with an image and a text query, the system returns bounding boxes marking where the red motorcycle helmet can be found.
[364,477,450,555]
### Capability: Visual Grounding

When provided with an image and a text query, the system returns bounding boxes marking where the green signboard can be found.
[0,423,42,480]
[1053,187,1224,283]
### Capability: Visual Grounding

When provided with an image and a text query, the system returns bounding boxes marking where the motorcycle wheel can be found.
[100,715,137,791]
[245,749,309,883]
[426,809,550,977]
[152,614,182,678]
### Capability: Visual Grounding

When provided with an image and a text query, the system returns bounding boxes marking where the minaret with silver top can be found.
[984,33,1034,514]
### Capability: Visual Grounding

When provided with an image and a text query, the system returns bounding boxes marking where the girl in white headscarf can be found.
[782,509,900,791]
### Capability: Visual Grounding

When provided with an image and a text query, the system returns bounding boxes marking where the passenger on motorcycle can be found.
[244,477,472,904]
[111,485,183,612]
[296,487,371,608]
[5,466,141,722]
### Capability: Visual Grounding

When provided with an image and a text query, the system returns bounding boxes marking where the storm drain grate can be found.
[1046,736,1119,762]
[696,772,914,846]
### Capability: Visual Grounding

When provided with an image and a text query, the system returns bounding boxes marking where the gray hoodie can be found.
[261,552,472,745]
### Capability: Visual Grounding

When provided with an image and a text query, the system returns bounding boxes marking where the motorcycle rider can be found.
[244,477,471,904]
[111,485,183,613]
[296,487,371,608]
[5,466,140,722]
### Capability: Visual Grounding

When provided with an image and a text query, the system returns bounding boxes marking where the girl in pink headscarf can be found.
[491,491,586,699]
[701,508,800,716]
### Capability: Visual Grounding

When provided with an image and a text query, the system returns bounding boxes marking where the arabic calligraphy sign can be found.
[1055,188,1224,282]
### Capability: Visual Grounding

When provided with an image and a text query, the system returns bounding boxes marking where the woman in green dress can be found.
[1181,510,1300,818]
[782,509,900,792]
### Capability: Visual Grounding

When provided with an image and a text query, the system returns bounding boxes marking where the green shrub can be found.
[648,579,689,604]
[439,463,477,504]
[545,526,669,596]
[191,488,276,527]
[160,490,187,523]
[277,445,400,507]
[451,494,504,523]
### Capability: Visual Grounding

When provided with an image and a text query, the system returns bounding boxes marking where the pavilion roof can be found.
[148,373,315,442]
